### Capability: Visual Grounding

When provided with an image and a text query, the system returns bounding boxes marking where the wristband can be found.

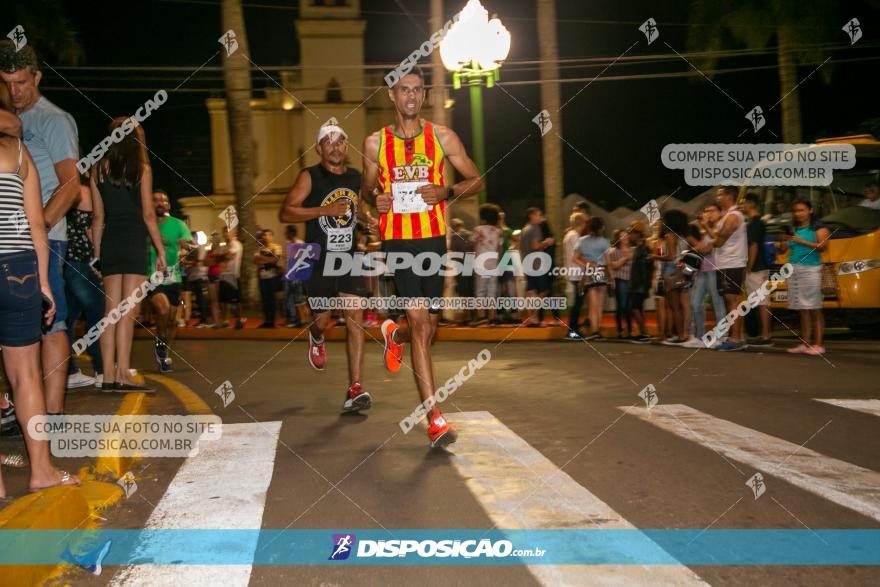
[446,187,454,200]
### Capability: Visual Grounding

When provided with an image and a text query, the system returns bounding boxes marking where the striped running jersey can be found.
[377,120,447,240]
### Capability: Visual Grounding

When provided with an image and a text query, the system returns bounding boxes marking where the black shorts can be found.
[148,283,182,307]
[382,235,446,314]
[219,279,240,303]
[305,266,370,314]
[716,267,745,297]
[526,274,552,294]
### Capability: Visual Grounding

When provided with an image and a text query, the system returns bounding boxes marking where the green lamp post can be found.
[439,0,511,204]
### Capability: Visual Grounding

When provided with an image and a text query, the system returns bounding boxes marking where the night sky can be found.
[8,0,880,223]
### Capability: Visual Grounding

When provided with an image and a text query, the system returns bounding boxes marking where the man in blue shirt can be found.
[1,41,83,413]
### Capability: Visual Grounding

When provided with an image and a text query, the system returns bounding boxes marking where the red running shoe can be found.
[381,319,404,373]
[428,413,457,448]
[308,332,326,371]
[342,382,372,412]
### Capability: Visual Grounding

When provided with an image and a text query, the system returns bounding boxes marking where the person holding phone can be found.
[777,199,829,355]
[0,84,80,495]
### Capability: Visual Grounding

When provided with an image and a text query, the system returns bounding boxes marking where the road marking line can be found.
[109,421,281,586]
[446,411,707,586]
[145,373,214,415]
[624,404,880,522]
[815,398,880,418]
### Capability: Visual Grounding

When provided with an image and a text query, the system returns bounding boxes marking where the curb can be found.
[0,390,150,586]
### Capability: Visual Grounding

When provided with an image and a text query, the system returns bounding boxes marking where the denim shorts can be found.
[47,240,68,334]
[0,250,43,347]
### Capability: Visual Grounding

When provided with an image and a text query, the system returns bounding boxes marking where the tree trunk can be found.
[221,0,258,307]
[537,0,564,248]
[777,25,802,143]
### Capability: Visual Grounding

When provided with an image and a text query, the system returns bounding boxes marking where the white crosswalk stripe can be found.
[110,421,281,587]
[815,398,880,418]
[624,404,880,523]
[446,411,708,586]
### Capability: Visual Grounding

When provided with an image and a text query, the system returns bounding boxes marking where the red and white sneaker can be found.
[342,382,372,412]
[428,414,457,448]
[308,332,326,371]
[381,319,404,373]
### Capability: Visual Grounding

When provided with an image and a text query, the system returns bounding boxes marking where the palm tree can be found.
[687,0,842,143]
[537,0,564,243]
[221,0,258,305]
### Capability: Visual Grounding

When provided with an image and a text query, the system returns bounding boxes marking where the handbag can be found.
[820,264,838,295]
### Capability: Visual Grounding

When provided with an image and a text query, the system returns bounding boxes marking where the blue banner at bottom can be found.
[0,529,878,566]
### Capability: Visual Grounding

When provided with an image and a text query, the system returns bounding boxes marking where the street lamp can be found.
[439,0,511,204]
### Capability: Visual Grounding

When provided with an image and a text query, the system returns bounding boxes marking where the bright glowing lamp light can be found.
[195,231,208,246]
[439,0,511,74]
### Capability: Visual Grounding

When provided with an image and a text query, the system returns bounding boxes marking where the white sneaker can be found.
[67,370,96,389]
[681,337,704,349]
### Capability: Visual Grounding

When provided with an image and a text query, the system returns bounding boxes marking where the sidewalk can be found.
[0,375,203,586]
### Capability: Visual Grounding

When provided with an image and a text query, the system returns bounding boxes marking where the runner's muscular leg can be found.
[309,310,332,341]
[406,308,438,414]
[342,301,364,384]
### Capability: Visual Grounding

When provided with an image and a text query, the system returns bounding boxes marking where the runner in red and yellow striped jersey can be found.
[361,66,483,448]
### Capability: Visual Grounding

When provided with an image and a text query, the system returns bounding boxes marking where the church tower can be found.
[185,0,383,238]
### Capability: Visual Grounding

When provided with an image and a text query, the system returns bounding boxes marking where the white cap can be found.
[317,117,347,143]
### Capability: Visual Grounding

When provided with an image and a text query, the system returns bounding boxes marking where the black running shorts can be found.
[305,261,370,314]
[381,235,446,314]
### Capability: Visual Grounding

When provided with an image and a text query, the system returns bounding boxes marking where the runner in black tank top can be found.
[279,120,372,413]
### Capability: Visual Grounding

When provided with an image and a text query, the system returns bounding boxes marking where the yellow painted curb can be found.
[145,374,213,415]
[0,389,151,586]
[91,392,150,480]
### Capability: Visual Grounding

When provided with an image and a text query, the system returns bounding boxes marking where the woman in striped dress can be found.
[0,91,80,496]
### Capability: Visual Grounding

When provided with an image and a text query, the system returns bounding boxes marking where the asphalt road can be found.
[43,332,880,586]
